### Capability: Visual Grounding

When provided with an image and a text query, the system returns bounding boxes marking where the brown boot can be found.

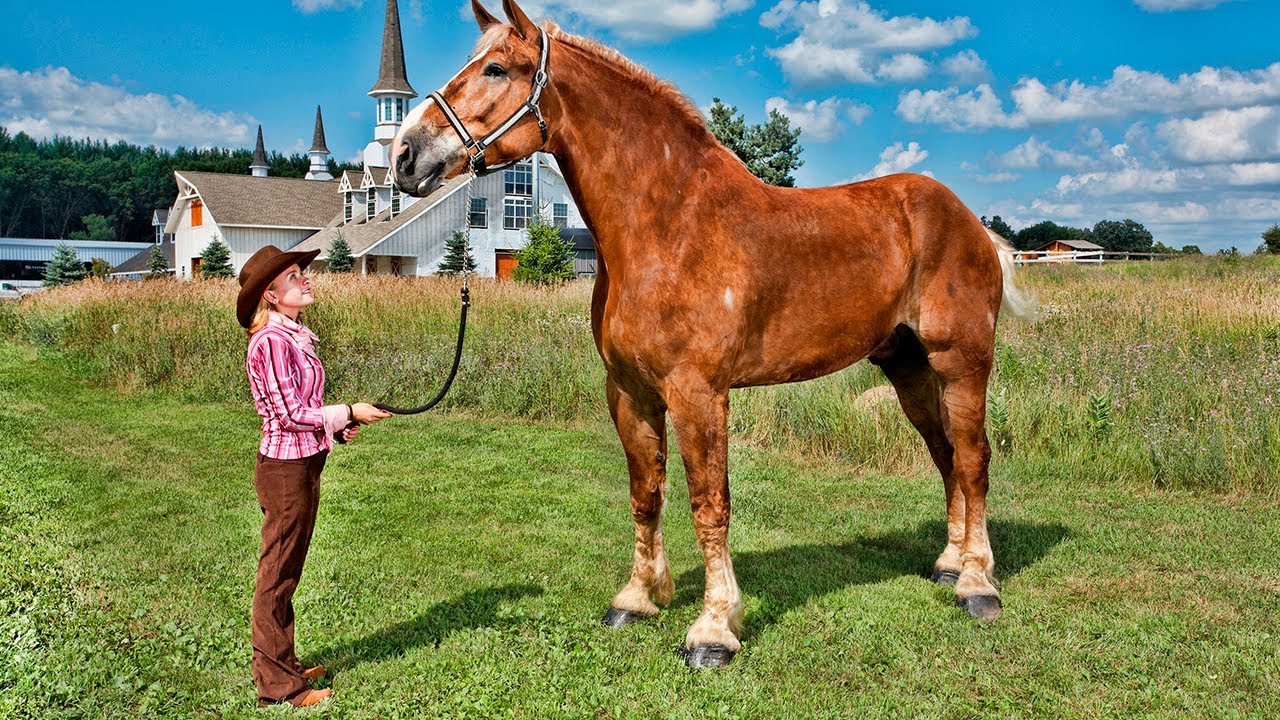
[297,688,331,707]
[303,666,326,682]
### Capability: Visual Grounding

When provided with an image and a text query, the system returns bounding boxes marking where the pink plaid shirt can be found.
[246,313,347,460]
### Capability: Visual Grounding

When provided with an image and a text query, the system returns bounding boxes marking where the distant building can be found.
[146,0,588,281]
[1033,239,1103,253]
[0,238,151,284]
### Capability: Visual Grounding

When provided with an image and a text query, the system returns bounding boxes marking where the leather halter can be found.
[428,27,551,177]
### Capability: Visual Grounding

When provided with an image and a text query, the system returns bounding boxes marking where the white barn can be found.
[157,0,589,281]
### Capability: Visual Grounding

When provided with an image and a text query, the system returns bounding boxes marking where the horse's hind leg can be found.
[872,327,964,585]
[930,346,1002,620]
[602,377,675,627]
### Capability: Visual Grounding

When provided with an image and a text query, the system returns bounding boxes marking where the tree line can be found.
[979,215,1202,255]
[0,127,362,243]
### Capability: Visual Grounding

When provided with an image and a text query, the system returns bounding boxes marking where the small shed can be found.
[1033,238,1103,253]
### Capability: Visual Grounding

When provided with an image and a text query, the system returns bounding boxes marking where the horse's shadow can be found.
[673,519,1069,638]
[316,583,543,671]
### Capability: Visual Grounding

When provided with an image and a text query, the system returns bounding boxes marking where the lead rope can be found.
[368,172,476,417]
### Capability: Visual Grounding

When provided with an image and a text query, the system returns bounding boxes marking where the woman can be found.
[236,245,392,708]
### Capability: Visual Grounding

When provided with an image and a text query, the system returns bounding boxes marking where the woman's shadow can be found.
[317,583,543,671]
[674,519,1069,638]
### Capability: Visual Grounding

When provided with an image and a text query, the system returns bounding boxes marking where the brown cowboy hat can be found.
[236,245,322,328]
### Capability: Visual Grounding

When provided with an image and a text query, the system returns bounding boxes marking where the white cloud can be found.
[852,141,930,180]
[972,171,1020,184]
[898,62,1280,130]
[941,49,991,84]
[0,66,257,148]
[761,0,976,85]
[1134,0,1230,11]
[999,137,1093,170]
[293,0,363,12]
[877,54,930,82]
[513,1,754,40]
[1156,106,1280,163]
[765,96,871,142]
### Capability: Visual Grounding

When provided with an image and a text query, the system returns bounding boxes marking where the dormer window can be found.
[389,189,400,219]
[366,189,376,220]
[344,193,353,224]
[504,163,532,196]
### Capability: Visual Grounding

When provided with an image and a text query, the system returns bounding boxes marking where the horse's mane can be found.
[543,23,709,132]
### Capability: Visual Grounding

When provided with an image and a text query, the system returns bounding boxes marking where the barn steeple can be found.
[364,0,417,168]
[250,125,269,177]
[305,106,333,181]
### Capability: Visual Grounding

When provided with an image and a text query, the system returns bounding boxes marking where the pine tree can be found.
[200,234,234,278]
[513,219,575,285]
[43,242,87,287]
[707,98,804,187]
[436,230,478,276]
[326,231,354,273]
[146,245,168,279]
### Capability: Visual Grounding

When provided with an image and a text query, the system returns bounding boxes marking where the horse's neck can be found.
[546,43,753,274]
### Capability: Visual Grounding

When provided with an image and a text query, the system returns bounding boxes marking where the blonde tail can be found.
[986,228,1038,322]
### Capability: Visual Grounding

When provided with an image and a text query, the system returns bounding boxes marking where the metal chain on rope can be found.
[362,172,476,418]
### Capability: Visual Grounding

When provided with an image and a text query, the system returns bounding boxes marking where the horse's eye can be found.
[483,63,507,78]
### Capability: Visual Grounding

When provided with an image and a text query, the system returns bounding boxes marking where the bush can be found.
[513,220,574,285]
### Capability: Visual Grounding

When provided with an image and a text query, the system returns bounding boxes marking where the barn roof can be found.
[292,175,471,258]
[174,171,342,229]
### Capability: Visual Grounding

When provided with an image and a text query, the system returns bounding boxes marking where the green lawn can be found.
[1,339,1277,719]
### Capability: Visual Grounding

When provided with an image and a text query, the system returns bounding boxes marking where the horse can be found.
[390,0,1035,668]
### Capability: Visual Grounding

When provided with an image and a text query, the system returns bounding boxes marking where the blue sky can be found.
[3,0,1278,251]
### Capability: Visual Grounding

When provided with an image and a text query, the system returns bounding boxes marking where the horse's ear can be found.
[501,0,539,41]
[471,0,501,32]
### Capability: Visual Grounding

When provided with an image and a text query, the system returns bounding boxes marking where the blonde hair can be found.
[246,297,275,337]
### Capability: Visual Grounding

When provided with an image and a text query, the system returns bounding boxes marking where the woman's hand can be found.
[340,425,360,443]
[351,403,393,425]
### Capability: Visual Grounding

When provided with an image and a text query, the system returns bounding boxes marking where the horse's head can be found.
[392,0,552,197]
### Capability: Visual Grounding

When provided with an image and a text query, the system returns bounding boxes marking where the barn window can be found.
[395,99,404,122]
[389,189,400,219]
[366,189,376,220]
[503,197,532,230]
[469,197,488,228]
[504,163,532,196]
[343,193,353,223]
[553,202,568,228]
[191,198,203,227]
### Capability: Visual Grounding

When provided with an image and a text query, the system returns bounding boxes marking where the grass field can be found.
[2,264,1279,717]
[1,257,1278,718]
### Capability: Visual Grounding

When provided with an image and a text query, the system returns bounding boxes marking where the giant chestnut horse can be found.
[391,0,1034,668]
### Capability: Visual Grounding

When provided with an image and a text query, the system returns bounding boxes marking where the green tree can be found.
[1152,242,1177,254]
[90,257,112,279]
[199,234,234,278]
[1090,219,1154,253]
[513,220,574,285]
[326,231,354,273]
[1013,220,1083,252]
[1180,245,1203,255]
[1261,224,1280,254]
[69,213,116,241]
[707,98,804,187]
[146,244,169,279]
[42,242,87,287]
[436,230,477,276]
[982,215,1016,240]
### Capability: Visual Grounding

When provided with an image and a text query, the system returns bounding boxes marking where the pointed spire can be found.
[310,106,329,153]
[369,0,416,97]
[250,125,269,177]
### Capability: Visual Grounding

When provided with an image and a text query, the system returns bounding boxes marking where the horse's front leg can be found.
[602,377,675,627]
[665,374,742,668]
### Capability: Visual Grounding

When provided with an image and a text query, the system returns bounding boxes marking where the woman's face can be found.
[265,264,314,313]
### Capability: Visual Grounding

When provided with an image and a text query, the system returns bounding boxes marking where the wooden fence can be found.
[1013,250,1181,265]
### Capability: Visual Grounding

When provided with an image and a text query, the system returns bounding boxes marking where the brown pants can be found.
[251,451,327,707]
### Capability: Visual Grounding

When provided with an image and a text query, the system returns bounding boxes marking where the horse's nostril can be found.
[396,143,418,180]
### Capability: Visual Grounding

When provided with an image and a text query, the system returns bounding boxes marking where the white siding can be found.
[222,228,317,272]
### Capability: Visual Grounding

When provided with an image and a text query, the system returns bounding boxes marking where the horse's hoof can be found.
[601,607,647,628]
[680,644,736,669]
[958,595,1003,621]
[929,570,961,586]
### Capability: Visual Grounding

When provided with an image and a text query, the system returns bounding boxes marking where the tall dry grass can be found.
[10,255,1280,494]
